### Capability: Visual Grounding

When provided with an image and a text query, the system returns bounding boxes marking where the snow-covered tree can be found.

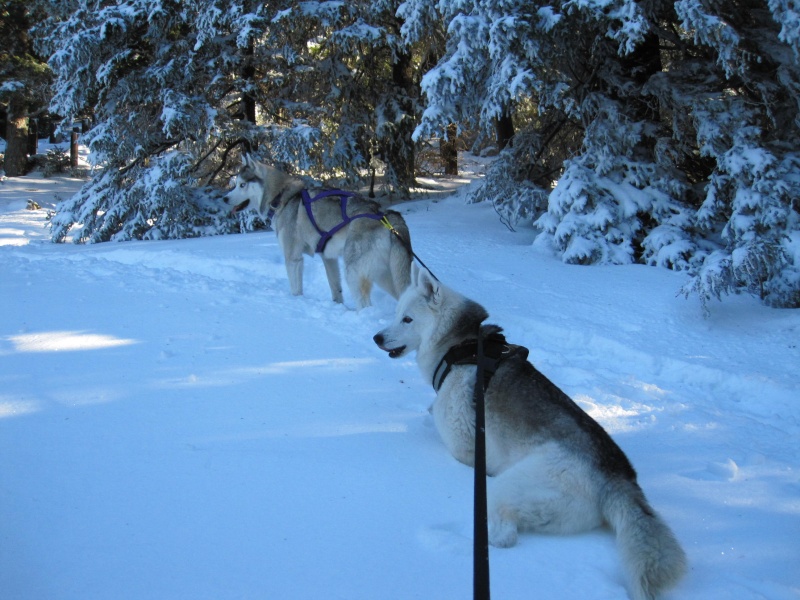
[407,0,800,307]
[37,0,425,243]
[39,0,264,241]
[257,0,422,192]
[0,0,51,176]
[667,0,800,308]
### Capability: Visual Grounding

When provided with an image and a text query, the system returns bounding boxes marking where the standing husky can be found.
[225,155,412,309]
[373,266,686,600]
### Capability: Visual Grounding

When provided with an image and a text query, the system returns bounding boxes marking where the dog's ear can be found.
[417,267,442,306]
[410,262,420,288]
[244,153,260,170]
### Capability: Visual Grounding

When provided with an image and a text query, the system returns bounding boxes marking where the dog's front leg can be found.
[322,257,344,303]
[285,256,304,296]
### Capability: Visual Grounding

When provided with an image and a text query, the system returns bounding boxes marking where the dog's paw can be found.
[488,517,518,548]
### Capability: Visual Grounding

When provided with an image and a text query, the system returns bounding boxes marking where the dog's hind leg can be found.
[343,263,373,309]
[322,257,344,304]
[352,275,373,310]
[358,277,373,309]
[388,234,412,297]
[487,450,603,547]
[285,256,304,296]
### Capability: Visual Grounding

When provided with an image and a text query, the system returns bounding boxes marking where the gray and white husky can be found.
[373,266,686,600]
[225,155,412,309]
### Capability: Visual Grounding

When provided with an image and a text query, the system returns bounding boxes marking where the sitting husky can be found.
[225,155,412,309]
[373,266,686,600]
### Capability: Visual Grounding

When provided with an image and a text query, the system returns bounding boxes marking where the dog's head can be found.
[372,263,489,358]
[373,265,439,358]
[374,265,488,360]
[224,155,303,216]
[225,154,263,214]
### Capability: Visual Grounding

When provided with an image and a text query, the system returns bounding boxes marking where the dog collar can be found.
[265,194,283,226]
[431,331,529,392]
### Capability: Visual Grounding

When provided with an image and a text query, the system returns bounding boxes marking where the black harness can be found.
[432,330,529,392]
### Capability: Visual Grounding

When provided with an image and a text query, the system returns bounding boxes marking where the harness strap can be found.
[268,189,420,269]
[432,331,529,392]
[265,194,282,225]
[301,189,385,253]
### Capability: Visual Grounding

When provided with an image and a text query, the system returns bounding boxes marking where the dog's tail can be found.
[385,210,413,296]
[601,478,686,600]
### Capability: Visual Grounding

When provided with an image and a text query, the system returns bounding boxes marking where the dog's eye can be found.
[239,182,246,188]
[402,316,413,323]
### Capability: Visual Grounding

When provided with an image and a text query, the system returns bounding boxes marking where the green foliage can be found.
[40,145,70,177]
[38,0,425,243]
[416,0,800,307]
[0,0,51,106]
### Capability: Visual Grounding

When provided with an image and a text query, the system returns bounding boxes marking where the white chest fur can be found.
[430,366,478,467]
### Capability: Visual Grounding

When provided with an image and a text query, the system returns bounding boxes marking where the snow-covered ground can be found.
[1,163,798,600]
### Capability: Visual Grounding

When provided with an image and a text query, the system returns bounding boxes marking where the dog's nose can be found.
[373,333,384,346]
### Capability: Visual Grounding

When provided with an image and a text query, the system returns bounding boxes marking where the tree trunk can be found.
[27,118,38,156]
[241,40,258,151]
[619,31,662,124]
[495,108,515,150]
[441,123,458,175]
[70,130,80,168]
[4,99,29,177]
[243,44,257,124]
[384,49,416,193]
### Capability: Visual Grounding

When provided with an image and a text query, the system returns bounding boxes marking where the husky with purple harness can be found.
[226,155,412,309]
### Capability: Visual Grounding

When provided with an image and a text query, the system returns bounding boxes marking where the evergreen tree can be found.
[256,0,421,192]
[33,0,800,306]
[0,0,51,176]
[407,0,800,308]
[38,0,424,243]
[38,0,254,241]
[668,0,800,308]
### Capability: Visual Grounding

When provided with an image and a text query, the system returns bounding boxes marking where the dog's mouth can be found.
[386,345,406,359]
[230,199,250,214]
[374,334,406,358]
[377,344,406,358]
[372,332,406,358]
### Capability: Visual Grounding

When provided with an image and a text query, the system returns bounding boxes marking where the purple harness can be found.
[301,189,385,253]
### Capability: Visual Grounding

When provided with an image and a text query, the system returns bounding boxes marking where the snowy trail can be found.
[2,175,799,599]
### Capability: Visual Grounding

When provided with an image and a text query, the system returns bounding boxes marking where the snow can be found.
[1,162,799,600]
[536,6,562,31]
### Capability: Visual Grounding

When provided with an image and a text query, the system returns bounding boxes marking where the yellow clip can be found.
[380,215,395,231]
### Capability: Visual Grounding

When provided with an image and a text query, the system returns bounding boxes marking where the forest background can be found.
[1,0,799,309]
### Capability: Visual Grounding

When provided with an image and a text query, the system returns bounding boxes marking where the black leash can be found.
[381,216,440,282]
[427,324,527,600]
[473,328,491,600]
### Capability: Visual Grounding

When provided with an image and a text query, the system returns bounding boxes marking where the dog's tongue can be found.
[230,200,250,214]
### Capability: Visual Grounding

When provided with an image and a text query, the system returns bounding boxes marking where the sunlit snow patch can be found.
[5,330,138,353]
